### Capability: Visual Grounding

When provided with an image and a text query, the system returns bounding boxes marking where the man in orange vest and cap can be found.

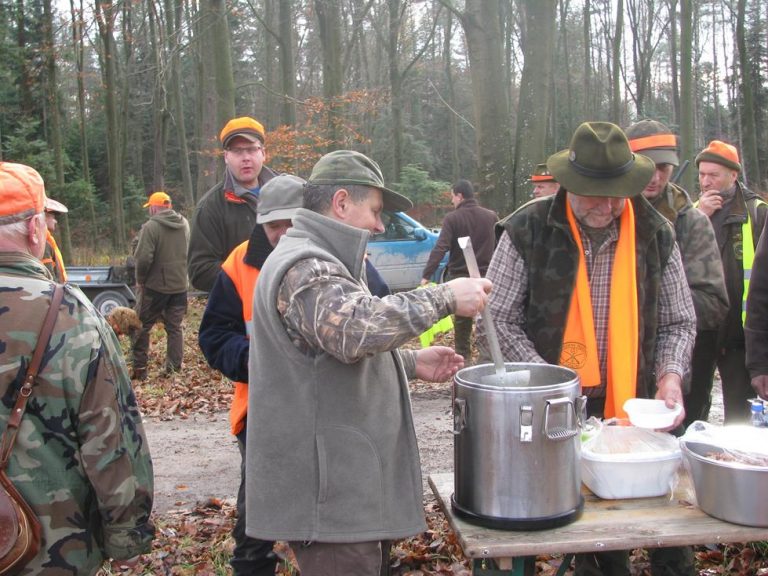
[695,140,767,423]
[198,174,304,576]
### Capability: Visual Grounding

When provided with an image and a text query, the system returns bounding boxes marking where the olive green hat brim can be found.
[547,150,655,198]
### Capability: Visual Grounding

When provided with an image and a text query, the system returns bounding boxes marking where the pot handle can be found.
[543,397,579,441]
[453,397,467,435]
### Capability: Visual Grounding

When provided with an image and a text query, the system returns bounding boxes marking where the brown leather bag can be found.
[0,284,64,575]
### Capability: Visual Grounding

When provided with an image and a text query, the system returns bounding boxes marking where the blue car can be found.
[367,211,447,291]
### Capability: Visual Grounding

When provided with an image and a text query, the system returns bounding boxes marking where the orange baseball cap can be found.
[695,140,741,172]
[220,117,266,147]
[0,162,47,225]
[143,191,172,208]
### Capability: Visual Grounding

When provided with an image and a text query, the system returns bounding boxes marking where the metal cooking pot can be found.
[681,440,768,527]
[452,362,586,530]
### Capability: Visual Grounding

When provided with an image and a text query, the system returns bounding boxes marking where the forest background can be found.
[0,0,766,262]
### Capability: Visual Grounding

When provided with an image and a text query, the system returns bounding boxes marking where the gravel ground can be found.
[145,374,726,514]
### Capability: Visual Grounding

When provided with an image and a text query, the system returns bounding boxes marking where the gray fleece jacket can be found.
[245,209,427,543]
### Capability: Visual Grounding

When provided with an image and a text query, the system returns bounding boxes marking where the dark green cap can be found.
[307,150,413,212]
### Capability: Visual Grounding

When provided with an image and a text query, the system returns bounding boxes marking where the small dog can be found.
[107,306,142,337]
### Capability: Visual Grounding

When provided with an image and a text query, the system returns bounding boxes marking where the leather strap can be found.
[0,284,64,470]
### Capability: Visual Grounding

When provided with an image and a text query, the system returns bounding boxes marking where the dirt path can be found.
[145,388,455,514]
[145,379,725,515]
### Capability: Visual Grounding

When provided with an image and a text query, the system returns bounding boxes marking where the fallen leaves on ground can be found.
[112,298,768,575]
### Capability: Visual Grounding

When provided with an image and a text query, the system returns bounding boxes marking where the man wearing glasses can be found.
[188,117,278,292]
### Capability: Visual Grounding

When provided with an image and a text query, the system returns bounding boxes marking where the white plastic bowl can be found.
[624,398,682,429]
[581,426,681,499]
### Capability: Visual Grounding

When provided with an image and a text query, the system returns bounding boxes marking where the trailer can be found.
[67,265,137,316]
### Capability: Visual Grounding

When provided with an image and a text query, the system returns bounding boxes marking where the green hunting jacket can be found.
[650,182,728,331]
[134,208,190,294]
[0,252,154,574]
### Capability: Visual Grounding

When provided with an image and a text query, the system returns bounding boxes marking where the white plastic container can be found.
[623,398,682,429]
[581,425,681,499]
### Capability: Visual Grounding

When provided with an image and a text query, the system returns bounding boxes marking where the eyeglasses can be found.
[226,145,264,157]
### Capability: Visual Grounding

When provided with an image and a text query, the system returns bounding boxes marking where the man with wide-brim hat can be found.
[243,150,492,575]
[625,120,728,431]
[694,139,768,424]
[479,121,696,576]
[529,162,559,198]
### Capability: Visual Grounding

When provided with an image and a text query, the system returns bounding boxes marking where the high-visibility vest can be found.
[220,241,259,436]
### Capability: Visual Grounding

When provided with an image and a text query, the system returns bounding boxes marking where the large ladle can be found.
[458,237,528,386]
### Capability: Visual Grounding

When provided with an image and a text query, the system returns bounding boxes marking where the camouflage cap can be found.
[257,174,305,224]
[547,122,654,198]
[625,119,679,167]
[0,162,47,225]
[307,150,413,212]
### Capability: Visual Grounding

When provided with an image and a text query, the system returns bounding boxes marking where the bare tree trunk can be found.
[611,0,624,123]
[443,8,460,181]
[669,0,680,127]
[16,0,33,115]
[278,0,297,127]
[387,0,404,181]
[679,0,695,195]
[315,0,343,148]
[149,0,169,193]
[736,0,760,186]
[95,0,126,250]
[513,0,557,205]
[167,0,194,207]
[455,0,513,212]
[583,0,593,120]
[43,0,72,261]
[559,0,573,140]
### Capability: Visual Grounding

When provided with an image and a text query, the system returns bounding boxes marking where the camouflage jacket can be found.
[650,182,728,331]
[0,252,154,574]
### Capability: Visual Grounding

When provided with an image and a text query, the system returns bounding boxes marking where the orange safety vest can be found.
[220,241,260,436]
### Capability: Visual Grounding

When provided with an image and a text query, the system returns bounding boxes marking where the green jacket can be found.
[187,166,277,291]
[499,192,677,400]
[134,208,190,293]
[0,252,154,574]
[706,181,767,348]
[650,182,728,331]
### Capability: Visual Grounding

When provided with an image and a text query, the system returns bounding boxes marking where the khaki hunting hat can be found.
[307,150,413,212]
[625,120,680,166]
[257,174,305,224]
[547,121,655,198]
[0,162,47,225]
[220,117,266,147]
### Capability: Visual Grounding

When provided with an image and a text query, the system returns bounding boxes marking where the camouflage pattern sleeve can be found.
[277,258,455,362]
[76,293,155,559]
[677,207,729,330]
[1,271,154,573]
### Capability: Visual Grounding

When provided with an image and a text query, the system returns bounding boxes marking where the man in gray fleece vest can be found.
[246,150,492,576]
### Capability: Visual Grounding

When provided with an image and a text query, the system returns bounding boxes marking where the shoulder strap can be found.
[0,283,65,470]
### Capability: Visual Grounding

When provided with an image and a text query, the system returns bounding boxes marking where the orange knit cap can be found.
[220,117,266,147]
[0,162,47,225]
[695,140,741,172]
